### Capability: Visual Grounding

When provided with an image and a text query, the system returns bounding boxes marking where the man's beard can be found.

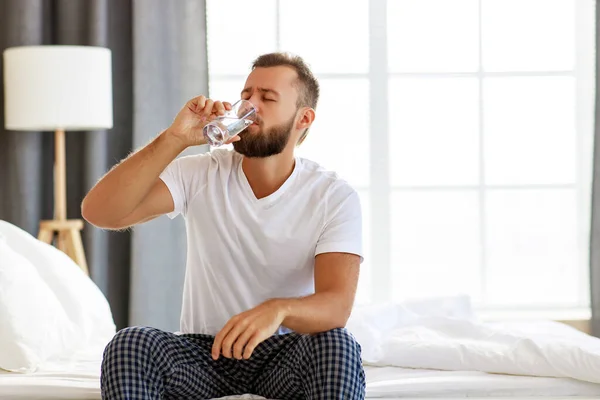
[233,115,295,158]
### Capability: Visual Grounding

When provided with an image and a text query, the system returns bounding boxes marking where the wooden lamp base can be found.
[38,219,88,275]
[40,128,89,275]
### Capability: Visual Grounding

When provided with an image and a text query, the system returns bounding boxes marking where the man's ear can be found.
[296,107,315,131]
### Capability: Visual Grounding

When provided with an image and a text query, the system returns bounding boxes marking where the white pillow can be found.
[0,221,116,352]
[0,234,81,372]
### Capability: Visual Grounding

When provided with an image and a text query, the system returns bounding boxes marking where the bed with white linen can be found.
[2,360,600,399]
[2,220,600,399]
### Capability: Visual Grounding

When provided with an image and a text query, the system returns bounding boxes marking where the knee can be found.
[106,326,161,349]
[102,326,162,369]
[310,328,362,363]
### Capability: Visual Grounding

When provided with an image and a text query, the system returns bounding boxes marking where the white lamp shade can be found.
[3,45,113,131]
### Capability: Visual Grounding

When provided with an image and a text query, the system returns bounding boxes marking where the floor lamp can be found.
[3,45,113,275]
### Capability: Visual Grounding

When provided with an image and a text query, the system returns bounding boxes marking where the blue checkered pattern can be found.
[101,326,365,399]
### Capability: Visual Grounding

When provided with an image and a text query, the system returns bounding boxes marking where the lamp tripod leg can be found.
[36,129,89,275]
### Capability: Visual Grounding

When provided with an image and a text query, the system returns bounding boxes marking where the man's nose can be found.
[248,95,261,113]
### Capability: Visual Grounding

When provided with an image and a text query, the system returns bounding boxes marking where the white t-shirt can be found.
[159,149,362,335]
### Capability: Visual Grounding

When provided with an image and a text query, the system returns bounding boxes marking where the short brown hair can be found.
[252,53,319,144]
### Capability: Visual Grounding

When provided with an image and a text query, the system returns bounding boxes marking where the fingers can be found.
[213,101,226,116]
[242,333,261,360]
[195,95,207,109]
[202,99,215,119]
[212,319,234,360]
[220,321,247,359]
[187,96,230,119]
[233,327,255,360]
[186,95,206,113]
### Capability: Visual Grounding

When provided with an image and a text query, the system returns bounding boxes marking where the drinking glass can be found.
[203,99,256,146]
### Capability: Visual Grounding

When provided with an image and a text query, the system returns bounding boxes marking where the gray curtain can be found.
[0,0,208,331]
[591,0,600,337]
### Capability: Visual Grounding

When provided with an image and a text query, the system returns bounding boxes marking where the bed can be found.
[2,317,600,400]
[2,360,600,399]
[2,220,600,399]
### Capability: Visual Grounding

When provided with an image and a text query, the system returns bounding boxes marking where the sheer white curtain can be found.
[206,0,596,320]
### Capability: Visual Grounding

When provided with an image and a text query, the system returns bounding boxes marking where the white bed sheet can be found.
[363,366,600,398]
[3,358,600,400]
[0,349,101,400]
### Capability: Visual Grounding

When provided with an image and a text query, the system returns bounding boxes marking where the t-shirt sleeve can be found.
[315,188,363,263]
[159,154,209,219]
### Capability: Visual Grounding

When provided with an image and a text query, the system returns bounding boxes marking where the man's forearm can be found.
[276,292,352,334]
[81,129,186,226]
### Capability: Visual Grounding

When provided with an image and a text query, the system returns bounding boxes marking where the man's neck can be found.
[241,150,296,200]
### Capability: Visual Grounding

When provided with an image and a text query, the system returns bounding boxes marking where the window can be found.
[206,0,596,319]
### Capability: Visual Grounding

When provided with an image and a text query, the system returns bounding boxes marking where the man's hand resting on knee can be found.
[212,299,286,361]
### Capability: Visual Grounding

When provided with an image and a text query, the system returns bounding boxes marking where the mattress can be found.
[0,350,101,400]
[3,358,600,400]
[363,366,600,398]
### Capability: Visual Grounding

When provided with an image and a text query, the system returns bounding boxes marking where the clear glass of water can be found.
[203,99,256,146]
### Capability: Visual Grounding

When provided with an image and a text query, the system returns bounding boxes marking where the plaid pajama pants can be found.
[101,326,365,400]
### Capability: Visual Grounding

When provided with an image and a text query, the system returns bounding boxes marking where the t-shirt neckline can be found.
[236,153,301,208]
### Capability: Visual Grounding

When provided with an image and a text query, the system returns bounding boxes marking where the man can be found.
[82,52,365,400]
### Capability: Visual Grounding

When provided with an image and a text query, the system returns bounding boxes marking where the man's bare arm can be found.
[81,130,185,230]
[81,96,234,230]
[279,252,360,334]
[211,252,360,359]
